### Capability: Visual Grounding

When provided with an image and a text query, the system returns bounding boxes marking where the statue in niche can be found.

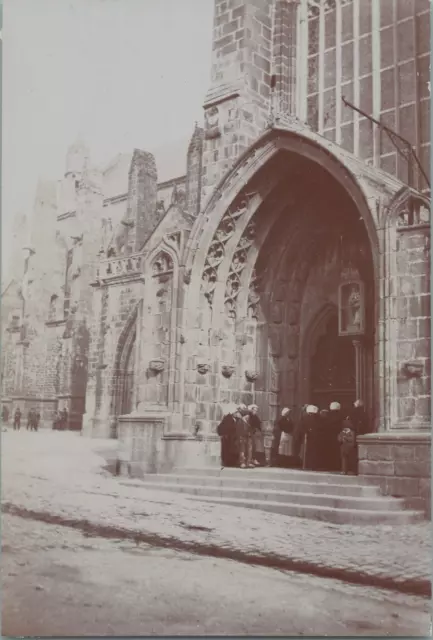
[339,281,364,336]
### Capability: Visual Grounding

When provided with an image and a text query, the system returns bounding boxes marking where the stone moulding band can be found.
[358,432,431,445]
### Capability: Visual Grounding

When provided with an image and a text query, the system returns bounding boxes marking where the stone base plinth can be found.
[117,412,222,476]
[358,431,431,516]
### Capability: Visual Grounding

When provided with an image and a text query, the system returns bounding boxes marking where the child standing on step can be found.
[337,418,357,475]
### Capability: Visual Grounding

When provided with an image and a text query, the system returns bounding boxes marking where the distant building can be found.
[2,0,430,511]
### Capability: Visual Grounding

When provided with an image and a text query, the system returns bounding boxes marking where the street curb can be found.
[3,502,431,599]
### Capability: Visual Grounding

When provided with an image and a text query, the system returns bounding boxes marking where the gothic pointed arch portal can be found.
[179,128,383,438]
[111,306,138,427]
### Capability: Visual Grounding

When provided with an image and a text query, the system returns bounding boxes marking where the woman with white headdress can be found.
[327,401,344,472]
[269,407,294,467]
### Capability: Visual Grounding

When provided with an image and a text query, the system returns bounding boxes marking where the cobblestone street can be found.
[3,512,430,637]
[2,431,431,598]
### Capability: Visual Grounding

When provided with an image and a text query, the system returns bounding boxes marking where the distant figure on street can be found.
[52,411,61,430]
[60,408,68,431]
[13,408,21,430]
[338,417,357,475]
[269,407,294,467]
[217,404,241,468]
[27,409,34,431]
[2,405,9,424]
[34,411,41,431]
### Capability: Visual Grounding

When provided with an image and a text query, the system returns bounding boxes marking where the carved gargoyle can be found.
[401,361,424,379]
[184,269,192,285]
[245,370,259,383]
[149,359,165,373]
[221,365,235,379]
[197,363,211,375]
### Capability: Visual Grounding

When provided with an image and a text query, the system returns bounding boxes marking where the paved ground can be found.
[2,514,431,637]
[1,431,431,596]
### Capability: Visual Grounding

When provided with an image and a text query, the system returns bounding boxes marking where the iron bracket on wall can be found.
[342,96,431,191]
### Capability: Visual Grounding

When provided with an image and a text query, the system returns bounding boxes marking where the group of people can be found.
[6,407,41,431]
[217,399,369,475]
[52,408,69,431]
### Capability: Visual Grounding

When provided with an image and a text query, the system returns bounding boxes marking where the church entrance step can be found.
[139,473,381,497]
[136,479,406,512]
[187,496,424,526]
[174,467,379,485]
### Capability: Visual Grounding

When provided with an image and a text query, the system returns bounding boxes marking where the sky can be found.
[2,0,214,276]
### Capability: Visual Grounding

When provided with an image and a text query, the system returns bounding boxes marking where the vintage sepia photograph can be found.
[1,0,431,636]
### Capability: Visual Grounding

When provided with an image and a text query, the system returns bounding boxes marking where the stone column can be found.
[352,339,365,403]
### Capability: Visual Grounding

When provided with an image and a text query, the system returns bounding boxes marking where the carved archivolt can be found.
[247,269,262,320]
[201,193,252,307]
[224,220,256,319]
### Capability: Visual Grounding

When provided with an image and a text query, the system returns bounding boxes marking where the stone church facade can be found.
[2,0,431,509]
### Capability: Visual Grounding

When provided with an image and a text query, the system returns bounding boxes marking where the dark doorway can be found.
[310,314,356,415]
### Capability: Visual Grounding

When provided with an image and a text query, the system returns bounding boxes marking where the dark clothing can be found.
[270,416,294,465]
[338,421,357,474]
[301,413,321,470]
[217,414,240,467]
[350,406,369,436]
[60,409,68,430]
[13,410,21,430]
[325,409,344,472]
[2,406,9,423]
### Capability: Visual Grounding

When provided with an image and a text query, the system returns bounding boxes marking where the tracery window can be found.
[298,0,430,190]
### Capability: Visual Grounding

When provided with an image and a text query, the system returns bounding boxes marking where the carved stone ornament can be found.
[221,365,235,379]
[245,370,259,382]
[197,363,211,375]
[148,359,165,373]
[401,361,424,379]
[184,269,192,285]
[204,105,221,140]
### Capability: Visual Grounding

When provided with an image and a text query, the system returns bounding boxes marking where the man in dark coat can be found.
[350,399,369,435]
[269,407,294,467]
[60,408,68,430]
[301,405,321,470]
[217,405,242,468]
[2,405,9,424]
[246,404,262,466]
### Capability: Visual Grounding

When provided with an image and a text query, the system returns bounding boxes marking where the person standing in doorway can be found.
[301,405,320,470]
[246,404,262,466]
[217,404,241,468]
[338,416,357,474]
[327,401,344,472]
[2,405,9,425]
[269,408,294,467]
[236,404,254,469]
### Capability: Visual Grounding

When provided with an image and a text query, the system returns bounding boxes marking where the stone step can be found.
[139,473,381,497]
[187,496,424,526]
[174,466,376,485]
[136,479,406,512]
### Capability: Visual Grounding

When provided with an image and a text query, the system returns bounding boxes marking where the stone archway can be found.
[178,127,402,458]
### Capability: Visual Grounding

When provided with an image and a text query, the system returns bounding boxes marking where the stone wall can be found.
[358,432,431,515]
